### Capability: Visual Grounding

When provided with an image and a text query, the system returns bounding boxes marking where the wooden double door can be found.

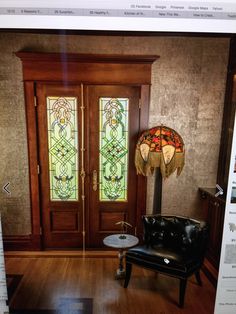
[36,83,140,249]
[16,52,157,250]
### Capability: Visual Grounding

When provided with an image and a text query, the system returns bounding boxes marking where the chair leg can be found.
[124,262,132,288]
[179,278,187,308]
[195,270,202,286]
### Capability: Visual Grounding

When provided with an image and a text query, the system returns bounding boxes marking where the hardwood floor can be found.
[5,252,216,314]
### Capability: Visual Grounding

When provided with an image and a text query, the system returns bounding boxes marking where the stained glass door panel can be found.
[87,85,140,247]
[47,96,79,201]
[37,84,83,249]
[99,97,129,202]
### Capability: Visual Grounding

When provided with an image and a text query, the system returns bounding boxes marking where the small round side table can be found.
[103,234,139,279]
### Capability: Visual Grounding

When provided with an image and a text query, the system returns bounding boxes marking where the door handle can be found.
[92,170,98,191]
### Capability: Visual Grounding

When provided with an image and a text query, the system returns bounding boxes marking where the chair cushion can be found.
[126,245,201,278]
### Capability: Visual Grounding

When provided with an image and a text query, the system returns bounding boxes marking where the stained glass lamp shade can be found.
[135,125,185,178]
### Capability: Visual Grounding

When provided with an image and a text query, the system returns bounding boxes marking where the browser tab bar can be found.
[1,1,236,33]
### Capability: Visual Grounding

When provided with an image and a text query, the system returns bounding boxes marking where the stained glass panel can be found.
[99,97,129,201]
[47,96,78,201]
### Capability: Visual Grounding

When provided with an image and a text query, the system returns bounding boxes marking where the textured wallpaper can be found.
[0,33,229,235]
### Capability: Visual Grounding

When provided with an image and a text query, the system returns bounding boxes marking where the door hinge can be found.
[40,227,42,235]
[34,96,38,107]
[37,164,40,174]
[138,99,141,109]
[134,226,137,236]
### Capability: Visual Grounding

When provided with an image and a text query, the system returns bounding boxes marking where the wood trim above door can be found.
[15,52,159,84]
[15,52,159,63]
[15,52,159,250]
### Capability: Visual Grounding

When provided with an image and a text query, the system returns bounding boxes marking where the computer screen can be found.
[0,1,236,314]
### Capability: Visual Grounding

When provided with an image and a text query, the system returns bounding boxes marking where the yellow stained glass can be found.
[47,96,79,201]
[99,97,129,201]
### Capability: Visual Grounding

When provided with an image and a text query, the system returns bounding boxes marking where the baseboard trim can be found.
[5,250,117,258]
[3,234,41,251]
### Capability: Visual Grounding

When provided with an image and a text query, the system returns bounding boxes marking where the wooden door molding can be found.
[16,52,159,250]
[15,52,159,84]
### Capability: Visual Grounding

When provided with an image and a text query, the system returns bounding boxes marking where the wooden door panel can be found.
[37,83,141,249]
[100,212,127,231]
[86,85,140,247]
[37,83,83,249]
[51,211,78,231]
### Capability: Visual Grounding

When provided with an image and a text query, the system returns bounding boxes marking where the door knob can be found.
[93,170,98,191]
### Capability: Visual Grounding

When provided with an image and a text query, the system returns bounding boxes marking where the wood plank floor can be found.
[5,254,216,314]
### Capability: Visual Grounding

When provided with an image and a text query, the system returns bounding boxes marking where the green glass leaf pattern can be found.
[99,98,129,201]
[47,96,78,201]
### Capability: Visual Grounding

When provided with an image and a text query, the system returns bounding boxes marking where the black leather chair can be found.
[124,215,209,307]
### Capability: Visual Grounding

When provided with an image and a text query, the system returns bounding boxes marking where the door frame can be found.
[16,52,159,250]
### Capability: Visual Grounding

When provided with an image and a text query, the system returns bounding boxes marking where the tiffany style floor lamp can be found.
[135,125,185,214]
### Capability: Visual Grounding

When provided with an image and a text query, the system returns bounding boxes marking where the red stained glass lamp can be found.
[135,125,185,213]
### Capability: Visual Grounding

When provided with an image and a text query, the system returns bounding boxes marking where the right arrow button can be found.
[215,184,223,197]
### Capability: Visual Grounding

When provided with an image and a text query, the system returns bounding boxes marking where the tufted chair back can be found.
[143,215,209,260]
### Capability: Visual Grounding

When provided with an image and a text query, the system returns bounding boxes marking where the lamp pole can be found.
[153,167,162,214]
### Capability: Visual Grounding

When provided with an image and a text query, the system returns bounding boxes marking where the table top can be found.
[103,234,139,249]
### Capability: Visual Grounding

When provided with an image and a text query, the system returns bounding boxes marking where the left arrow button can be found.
[2,182,11,195]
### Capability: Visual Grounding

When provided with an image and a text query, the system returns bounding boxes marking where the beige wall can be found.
[0,33,229,235]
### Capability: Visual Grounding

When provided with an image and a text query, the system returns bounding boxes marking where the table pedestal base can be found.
[103,234,139,280]
[115,249,125,280]
[115,268,126,279]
